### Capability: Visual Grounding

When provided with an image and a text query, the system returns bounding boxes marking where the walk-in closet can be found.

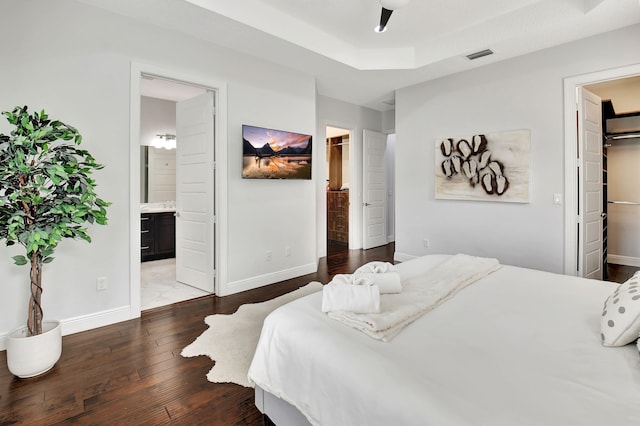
[588,75,640,280]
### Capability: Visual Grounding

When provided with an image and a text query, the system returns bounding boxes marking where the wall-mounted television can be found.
[242,124,312,179]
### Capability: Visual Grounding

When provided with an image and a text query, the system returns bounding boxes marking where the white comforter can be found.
[248,255,640,426]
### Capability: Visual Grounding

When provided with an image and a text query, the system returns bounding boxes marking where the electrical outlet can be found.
[266,250,272,261]
[423,239,430,248]
[96,277,108,291]
[285,246,291,257]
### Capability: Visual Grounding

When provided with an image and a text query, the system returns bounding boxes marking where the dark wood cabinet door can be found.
[141,212,175,262]
[154,212,176,257]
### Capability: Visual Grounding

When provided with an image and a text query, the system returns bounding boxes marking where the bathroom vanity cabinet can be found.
[141,212,176,262]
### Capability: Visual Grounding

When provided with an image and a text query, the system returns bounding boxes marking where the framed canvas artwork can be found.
[434,129,530,203]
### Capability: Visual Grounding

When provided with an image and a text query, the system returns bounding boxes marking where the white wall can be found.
[395,24,640,272]
[140,96,176,147]
[342,135,351,188]
[588,77,640,114]
[226,82,316,292]
[381,109,396,134]
[316,95,383,256]
[0,0,316,345]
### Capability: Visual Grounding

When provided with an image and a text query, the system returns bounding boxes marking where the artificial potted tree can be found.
[0,106,109,378]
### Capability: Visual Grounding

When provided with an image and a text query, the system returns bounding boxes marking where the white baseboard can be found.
[394,252,418,263]
[220,262,318,296]
[61,306,132,336]
[1,262,324,350]
[0,306,131,351]
[608,255,640,268]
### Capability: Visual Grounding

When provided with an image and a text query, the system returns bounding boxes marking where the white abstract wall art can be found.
[435,129,530,203]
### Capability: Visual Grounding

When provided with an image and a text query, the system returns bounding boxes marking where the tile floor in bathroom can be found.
[140,258,209,310]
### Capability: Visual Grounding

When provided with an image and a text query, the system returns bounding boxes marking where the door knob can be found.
[363,202,370,206]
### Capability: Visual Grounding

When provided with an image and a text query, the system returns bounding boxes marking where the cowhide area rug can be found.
[181,282,323,387]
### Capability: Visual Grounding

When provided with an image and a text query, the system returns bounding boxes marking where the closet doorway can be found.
[563,66,640,281]
[585,76,640,281]
[326,126,351,255]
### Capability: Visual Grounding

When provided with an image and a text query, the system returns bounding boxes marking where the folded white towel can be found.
[328,254,501,341]
[355,272,402,294]
[330,272,401,294]
[321,282,381,314]
[354,261,397,275]
[330,274,374,287]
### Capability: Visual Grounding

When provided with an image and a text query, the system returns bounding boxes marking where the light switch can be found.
[553,194,562,205]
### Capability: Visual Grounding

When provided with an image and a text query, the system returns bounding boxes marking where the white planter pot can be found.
[6,320,62,378]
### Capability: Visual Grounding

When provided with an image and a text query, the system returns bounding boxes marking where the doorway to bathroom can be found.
[138,76,215,310]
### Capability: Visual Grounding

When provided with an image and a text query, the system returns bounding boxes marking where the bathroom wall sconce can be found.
[152,134,176,150]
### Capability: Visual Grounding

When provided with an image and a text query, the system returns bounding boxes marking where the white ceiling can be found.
[140,76,207,102]
[327,126,350,139]
[587,75,640,113]
[80,0,640,111]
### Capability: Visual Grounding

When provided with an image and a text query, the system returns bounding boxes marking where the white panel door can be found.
[362,129,388,249]
[578,87,603,280]
[176,92,215,292]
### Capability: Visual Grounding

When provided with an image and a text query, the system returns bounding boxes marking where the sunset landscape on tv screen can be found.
[242,125,312,179]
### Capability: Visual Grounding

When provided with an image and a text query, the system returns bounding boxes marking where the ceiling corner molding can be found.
[184,0,419,71]
[583,0,606,13]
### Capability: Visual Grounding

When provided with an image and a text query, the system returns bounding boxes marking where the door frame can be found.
[563,63,640,276]
[319,121,360,257]
[325,125,355,251]
[129,62,228,318]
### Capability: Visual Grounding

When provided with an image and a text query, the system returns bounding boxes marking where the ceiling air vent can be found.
[466,49,494,61]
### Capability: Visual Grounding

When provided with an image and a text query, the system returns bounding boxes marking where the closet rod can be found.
[604,132,640,140]
[608,200,640,206]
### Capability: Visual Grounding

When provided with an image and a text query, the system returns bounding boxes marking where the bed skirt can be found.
[255,386,312,426]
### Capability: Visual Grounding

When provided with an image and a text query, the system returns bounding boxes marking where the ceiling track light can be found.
[375,7,393,33]
[375,0,411,33]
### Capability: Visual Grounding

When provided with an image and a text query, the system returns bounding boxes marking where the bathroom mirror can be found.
[141,145,177,204]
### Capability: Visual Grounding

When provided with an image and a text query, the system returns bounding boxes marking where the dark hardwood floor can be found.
[0,243,394,426]
[607,263,639,284]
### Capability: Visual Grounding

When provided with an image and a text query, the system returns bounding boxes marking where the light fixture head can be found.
[375,7,394,33]
[375,0,410,33]
[152,134,176,150]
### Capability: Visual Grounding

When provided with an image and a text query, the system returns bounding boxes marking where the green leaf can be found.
[0,106,109,271]
[12,255,28,266]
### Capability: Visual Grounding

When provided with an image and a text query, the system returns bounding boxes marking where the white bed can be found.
[248,254,640,426]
